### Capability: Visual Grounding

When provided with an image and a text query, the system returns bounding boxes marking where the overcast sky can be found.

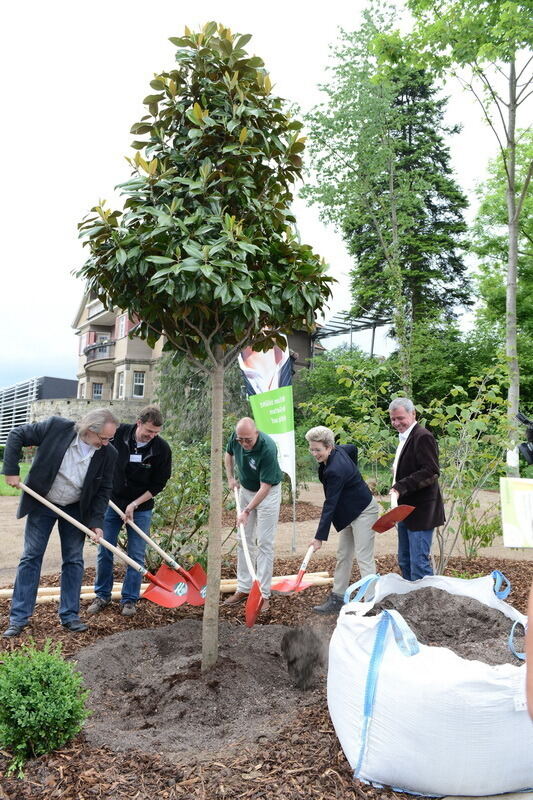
[0,0,499,389]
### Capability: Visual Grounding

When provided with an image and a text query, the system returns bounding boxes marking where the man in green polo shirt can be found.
[223,416,282,613]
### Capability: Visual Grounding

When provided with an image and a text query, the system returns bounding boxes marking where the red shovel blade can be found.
[152,564,206,606]
[271,570,313,595]
[181,563,207,607]
[372,504,415,533]
[142,580,188,608]
[245,581,263,628]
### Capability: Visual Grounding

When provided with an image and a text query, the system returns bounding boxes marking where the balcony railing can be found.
[84,341,115,362]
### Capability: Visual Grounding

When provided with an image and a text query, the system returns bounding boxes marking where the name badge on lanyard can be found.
[130,454,143,463]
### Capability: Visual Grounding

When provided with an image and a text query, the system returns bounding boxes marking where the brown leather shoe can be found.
[259,598,270,613]
[223,591,249,606]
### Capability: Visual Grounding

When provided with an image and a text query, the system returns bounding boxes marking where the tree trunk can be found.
[389,158,412,395]
[505,59,520,476]
[201,350,225,671]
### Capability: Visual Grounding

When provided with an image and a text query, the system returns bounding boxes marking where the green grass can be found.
[0,464,30,496]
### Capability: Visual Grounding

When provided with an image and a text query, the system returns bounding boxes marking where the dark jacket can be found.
[110,423,172,511]
[393,422,445,530]
[315,444,373,541]
[2,416,117,528]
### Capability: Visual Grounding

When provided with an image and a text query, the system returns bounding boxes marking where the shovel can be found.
[19,484,187,609]
[271,545,315,594]
[234,487,263,627]
[372,504,415,533]
[108,500,207,606]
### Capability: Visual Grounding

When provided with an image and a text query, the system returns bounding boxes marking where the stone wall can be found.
[30,398,147,423]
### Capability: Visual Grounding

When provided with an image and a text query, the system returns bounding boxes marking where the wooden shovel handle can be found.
[234,487,260,584]
[20,484,147,577]
[108,499,180,570]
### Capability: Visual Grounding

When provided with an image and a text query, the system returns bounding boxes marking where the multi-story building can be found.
[73,292,319,404]
[73,292,164,404]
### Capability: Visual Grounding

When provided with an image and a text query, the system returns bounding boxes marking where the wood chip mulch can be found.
[1,555,532,799]
[221,500,321,528]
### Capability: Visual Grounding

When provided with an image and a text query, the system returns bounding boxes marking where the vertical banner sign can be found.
[238,338,296,495]
[500,477,533,548]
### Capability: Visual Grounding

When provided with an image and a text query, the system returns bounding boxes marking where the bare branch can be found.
[457,73,509,182]
[515,159,533,221]
[516,87,533,106]
[516,54,533,85]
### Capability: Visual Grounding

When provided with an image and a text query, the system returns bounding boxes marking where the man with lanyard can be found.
[2,409,118,637]
[223,416,282,613]
[389,397,445,580]
[88,405,172,616]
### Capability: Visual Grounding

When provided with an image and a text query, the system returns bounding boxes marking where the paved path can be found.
[0,496,97,586]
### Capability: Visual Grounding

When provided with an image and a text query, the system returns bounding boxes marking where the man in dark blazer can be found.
[389,398,445,580]
[2,409,118,637]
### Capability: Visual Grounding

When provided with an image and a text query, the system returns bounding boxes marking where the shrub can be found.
[147,441,211,570]
[0,640,90,776]
[460,513,502,559]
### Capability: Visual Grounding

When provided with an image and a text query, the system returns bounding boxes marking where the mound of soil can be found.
[366,587,525,665]
[76,620,325,764]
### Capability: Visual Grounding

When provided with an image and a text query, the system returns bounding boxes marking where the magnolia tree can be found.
[78,22,332,670]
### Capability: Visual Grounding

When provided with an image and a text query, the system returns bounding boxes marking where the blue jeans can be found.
[94,506,152,604]
[397,521,434,581]
[10,503,86,626]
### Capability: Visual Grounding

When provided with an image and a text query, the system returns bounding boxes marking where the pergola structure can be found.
[313,311,391,357]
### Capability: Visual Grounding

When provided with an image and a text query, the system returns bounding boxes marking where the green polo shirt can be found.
[226,431,283,492]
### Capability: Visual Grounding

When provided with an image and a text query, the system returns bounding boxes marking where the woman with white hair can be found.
[306,426,379,614]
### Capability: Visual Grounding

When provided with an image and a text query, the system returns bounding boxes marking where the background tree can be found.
[472,131,533,407]
[407,0,533,474]
[343,60,470,322]
[156,352,248,443]
[303,6,470,393]
[77,22,332,670]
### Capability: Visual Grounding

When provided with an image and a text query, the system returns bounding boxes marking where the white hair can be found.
[389,397,415,414]
[76,408,119,436]
[305,426,335,448]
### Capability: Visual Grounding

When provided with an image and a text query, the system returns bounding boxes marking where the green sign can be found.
[249,386,294,434]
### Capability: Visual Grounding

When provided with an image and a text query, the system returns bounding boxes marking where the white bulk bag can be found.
[328,572,532,797]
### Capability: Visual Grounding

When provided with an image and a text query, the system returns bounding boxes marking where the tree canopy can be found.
[78,22,332,370]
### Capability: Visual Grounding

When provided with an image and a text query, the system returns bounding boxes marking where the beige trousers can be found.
[236,484,281,598]
[332,497,379,598]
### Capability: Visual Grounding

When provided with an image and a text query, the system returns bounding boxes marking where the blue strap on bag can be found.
[354,610,420,778]
[508,619,526,661]
[344,574,380,605]
[491,570,511,599]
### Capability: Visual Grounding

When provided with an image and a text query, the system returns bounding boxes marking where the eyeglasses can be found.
[236,436,255,443]
[96,433,114,443]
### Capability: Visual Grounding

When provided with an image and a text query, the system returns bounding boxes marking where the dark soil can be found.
[0,554,532,800]
[366,586,525,665]
[77,620,325,764]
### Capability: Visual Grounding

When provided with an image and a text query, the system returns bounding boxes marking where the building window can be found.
[92,383,103,400]
[78,382,85,399]
[133,371,145,398]
[116,372,125,400]
[97,335,109,356]
[117,314,127,339]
